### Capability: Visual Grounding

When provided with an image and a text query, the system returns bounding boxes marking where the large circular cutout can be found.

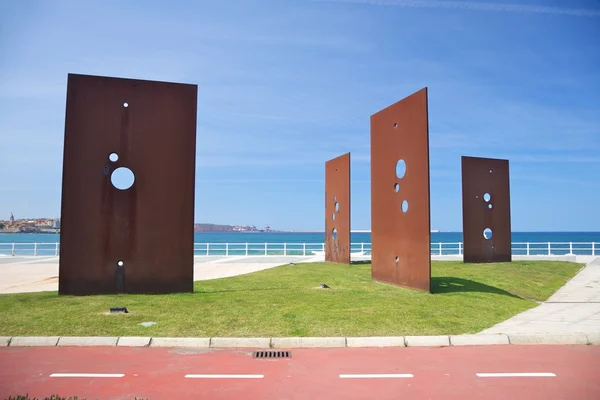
[332,228,338,240]
[401,200,408,213]
[335,202,339,212]
[396,159,406,179]
[483,193,491,202]
[111,167,135,190]
[483,228,493,240]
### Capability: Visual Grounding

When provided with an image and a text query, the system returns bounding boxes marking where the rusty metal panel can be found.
[461,156,512,263]
[325,153,351,264]
[370,88,431,292]
[58,73,198,295]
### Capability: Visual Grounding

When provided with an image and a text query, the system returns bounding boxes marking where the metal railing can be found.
[0,242,597,257]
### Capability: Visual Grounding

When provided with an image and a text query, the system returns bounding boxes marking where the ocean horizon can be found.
[1,231,599,244]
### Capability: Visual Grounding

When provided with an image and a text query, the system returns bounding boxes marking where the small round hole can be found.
[483,228,493,240]
[109,152,119,162]
[489,169,493,174]
[335,202,339,212]
[111,167,135,190]
[401,200,408,213]
[396,159,406,179]
[117,260,124,267]
[483,193,491,202]
[333,196,337,202]
[393,122,398,128]
[394,183,400,192]
[332,213,336,221]
[395,256,399,262]
[488,204,493,209]
[332,228,338,240]
[123,102,129,108]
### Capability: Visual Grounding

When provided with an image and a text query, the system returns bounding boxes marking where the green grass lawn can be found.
[0,261,582,337]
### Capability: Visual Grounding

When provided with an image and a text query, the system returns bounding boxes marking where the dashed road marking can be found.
[339,374,414,379]
[476,373,556,378]
[185,374,264,379]
[50,373,125,378]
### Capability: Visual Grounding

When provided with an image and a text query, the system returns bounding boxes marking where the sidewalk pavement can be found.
[0,255,313,294]
[480,257,600,335]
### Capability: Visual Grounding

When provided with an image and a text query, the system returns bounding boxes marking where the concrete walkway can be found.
[480,257,600,335]
[0,255,314,294]
[0,253,375,294]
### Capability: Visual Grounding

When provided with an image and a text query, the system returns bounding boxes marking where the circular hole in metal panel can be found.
[111,167,135,190]
[109,153,119,162]
[483,228,493,240]
[396,159,406,179]
[401,200,408,213]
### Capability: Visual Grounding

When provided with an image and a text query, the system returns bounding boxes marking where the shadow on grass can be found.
[350,261,371,265]
[431,277,522,299]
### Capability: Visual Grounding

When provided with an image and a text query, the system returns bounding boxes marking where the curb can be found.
[1,333,598,348]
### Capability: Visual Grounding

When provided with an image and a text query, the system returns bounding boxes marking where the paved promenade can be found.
[480,257,600,335]
[0,255,317,294]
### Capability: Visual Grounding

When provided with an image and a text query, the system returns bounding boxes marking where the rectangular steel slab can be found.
[59,73,198,295]
[325,153,351,264]
[370,88,431,292]
[461,156,512,263]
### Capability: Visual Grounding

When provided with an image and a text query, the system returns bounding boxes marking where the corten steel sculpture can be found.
[370,88,431,292]
[325,152,351,264]
[58,73,198,295]
[461,156,512,263]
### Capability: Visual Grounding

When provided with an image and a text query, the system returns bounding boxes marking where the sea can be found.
[0,231,599,257]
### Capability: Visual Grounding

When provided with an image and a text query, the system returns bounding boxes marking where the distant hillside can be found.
[194,223,270,232]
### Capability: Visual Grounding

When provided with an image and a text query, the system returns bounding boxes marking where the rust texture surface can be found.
[325,152,351,264]
[58,73,198,295]
[461,156,512,263]
[370,88,431,292]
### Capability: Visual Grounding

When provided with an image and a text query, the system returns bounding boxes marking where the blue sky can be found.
[0,0,599,231]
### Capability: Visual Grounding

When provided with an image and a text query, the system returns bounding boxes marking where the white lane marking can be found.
[185,374,264,379]
[50,373,125,378]
[339,374,414,379]
[476,373,556,378]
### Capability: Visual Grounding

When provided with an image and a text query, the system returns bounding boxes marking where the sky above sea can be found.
[0,0,599,231]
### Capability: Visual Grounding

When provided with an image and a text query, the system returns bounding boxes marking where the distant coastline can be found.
[0,228,59,234]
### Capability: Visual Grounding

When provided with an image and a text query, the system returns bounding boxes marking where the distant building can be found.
[8,213,14,226]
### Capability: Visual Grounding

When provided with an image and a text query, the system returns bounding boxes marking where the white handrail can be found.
[0,242,597,257]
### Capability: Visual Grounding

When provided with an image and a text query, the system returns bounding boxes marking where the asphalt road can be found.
[1,345,598,399]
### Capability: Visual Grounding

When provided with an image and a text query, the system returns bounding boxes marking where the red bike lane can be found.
[1,345,598,399]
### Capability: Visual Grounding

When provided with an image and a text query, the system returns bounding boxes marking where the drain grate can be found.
[253,351,291,359]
